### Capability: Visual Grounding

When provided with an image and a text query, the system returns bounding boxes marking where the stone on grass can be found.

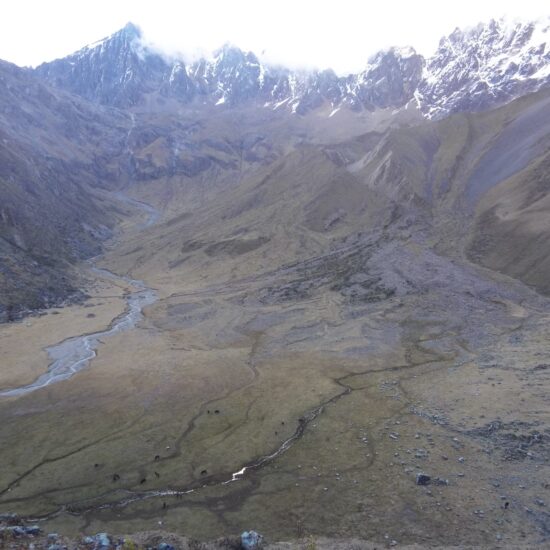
[416,473,431,486]
[95,532,111,548]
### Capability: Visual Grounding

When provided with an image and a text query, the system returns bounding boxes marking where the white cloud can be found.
[1,0,548,72]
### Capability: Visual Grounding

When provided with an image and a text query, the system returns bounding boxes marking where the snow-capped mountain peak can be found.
[417,17,550,117]
[34,18,550,118]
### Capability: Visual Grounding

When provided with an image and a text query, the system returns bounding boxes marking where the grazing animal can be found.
[154,455,160,461]
[112,474,120,482]
[200,469,208,475]
[140,478,147,484]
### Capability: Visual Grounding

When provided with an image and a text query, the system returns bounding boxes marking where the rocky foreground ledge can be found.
[0,522,264,550]
[0,517,542,550]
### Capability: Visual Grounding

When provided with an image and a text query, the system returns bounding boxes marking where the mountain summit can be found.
[35,22,170,106]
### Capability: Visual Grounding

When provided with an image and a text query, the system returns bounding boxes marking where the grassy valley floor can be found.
[0,219,549,548]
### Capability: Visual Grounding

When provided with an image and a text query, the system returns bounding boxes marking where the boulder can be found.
[95,533,111,549]
[241,530,263,549]
[416,473,431,486]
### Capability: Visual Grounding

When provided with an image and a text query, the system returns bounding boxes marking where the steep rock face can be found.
[417,18,550,117]
[348,48,424,110]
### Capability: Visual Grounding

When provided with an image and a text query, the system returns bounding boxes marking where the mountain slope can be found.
[0,60,132,320]
[99,88,550,304]
[466,92,550,293]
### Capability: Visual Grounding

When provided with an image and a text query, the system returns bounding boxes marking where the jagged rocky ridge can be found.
[35,18,550,117]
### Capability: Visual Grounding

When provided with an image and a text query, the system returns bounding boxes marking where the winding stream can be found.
[0,195,159,398]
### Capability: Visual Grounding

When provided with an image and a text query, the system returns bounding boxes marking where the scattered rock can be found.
[433,477,450,486]
[158,543,175,550]
[0,525,41,537]
[0,514,19,524]
[11,525,41,536]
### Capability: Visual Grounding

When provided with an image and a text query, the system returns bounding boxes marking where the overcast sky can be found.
[1,0,548,73]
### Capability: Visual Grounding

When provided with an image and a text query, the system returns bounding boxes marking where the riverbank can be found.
[0,193,160,397]
[0,277,128,392]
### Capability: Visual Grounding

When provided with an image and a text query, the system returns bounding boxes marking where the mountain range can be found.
[35,18,550,117]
